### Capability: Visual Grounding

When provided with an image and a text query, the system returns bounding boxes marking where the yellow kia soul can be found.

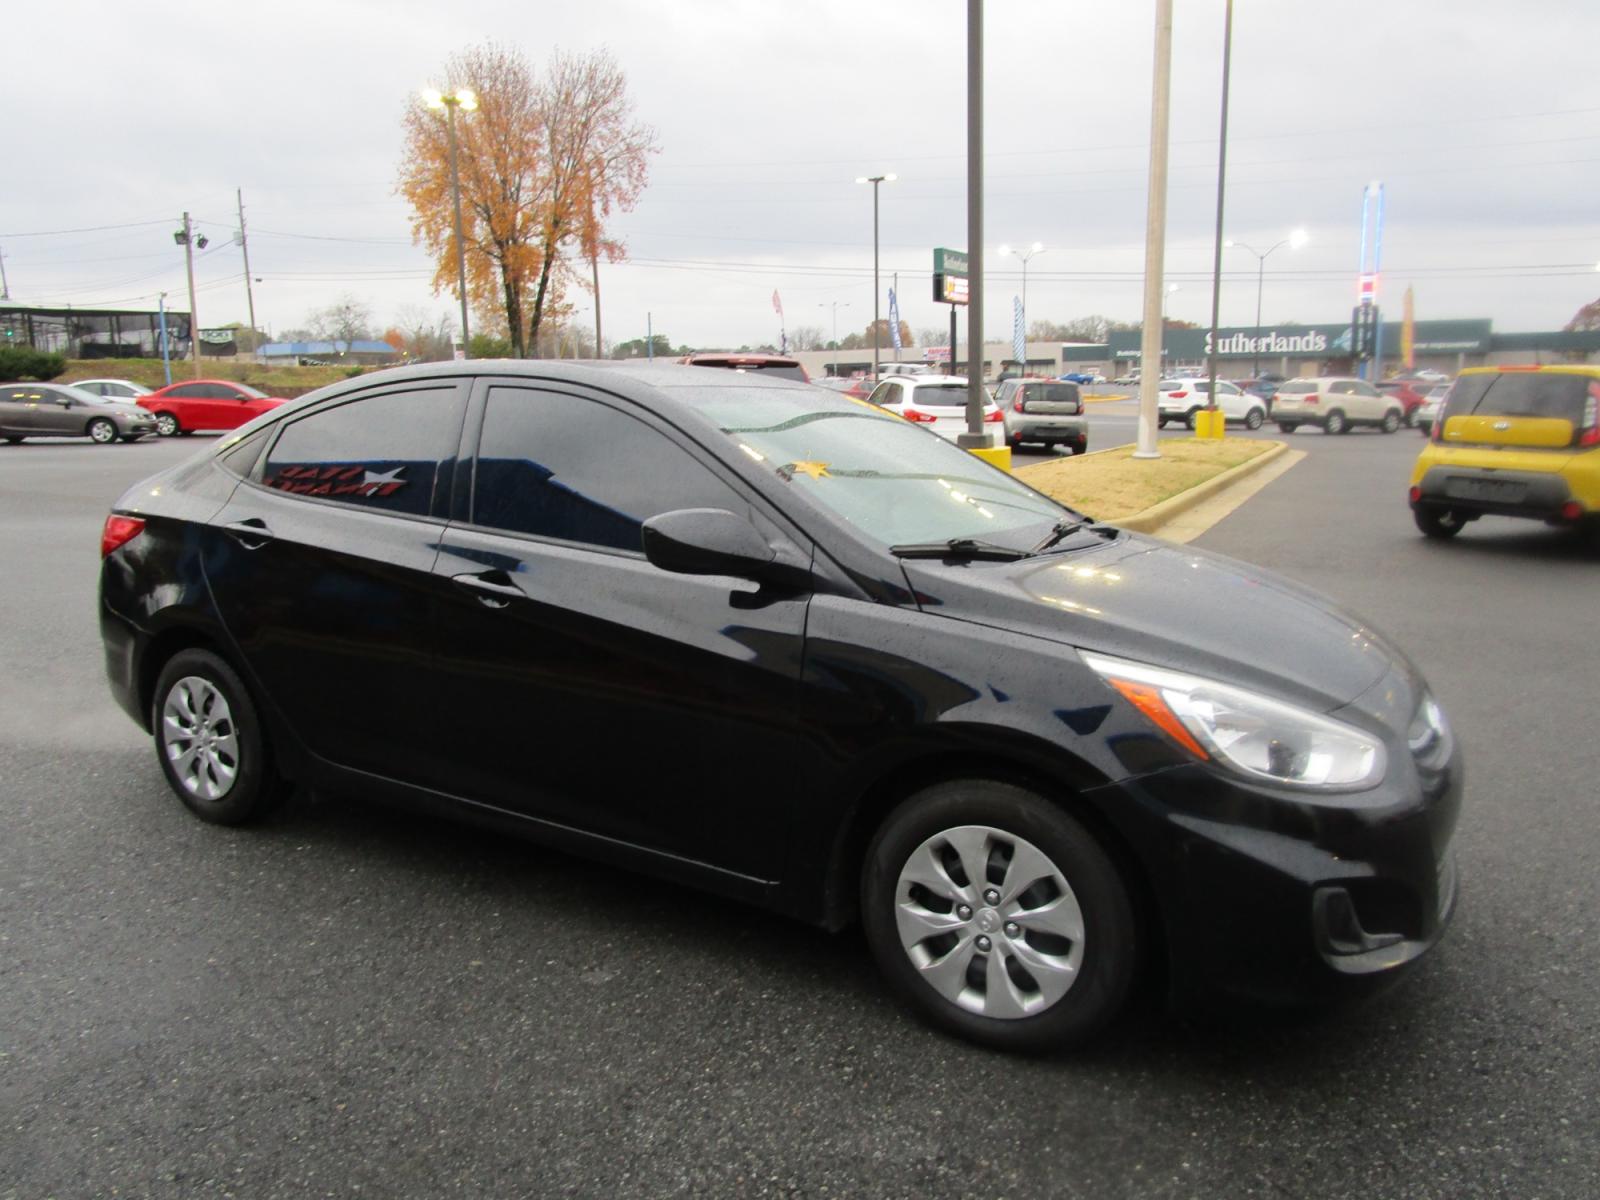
[1409,365,1600,543]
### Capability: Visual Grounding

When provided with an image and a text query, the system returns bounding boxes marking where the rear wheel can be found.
[153,412,180,437]
[1324,409,1347,435]
[1185,407,1202,430]
[1157,418,1169,429]
[87,418,118,444]
[1071,439,1088,456]
[1244,407,1265,430]
[1380,409,1401,434]
[152,649,285,825]
[1276,422,1298,434]
[862,779,1138,1052]
[1414,506,1466,540]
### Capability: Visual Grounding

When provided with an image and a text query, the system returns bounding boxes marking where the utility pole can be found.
[0,245,10,300]
[1202,0,1234,427]
[157,293,173,387]
[236,189,258,349]
[1134,0,1174,460]
[592,251,602,359]
[181,212,201,379]
[958,0,988,449]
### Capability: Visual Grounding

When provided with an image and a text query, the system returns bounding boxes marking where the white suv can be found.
[1272,378,1405,435]
[1156,378,1268,430]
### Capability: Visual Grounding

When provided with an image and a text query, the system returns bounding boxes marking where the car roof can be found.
[1458,364,1600,379]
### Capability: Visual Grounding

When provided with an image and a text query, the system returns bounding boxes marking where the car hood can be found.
[900,532,1403,712]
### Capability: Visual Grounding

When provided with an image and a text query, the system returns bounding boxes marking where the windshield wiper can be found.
[1029,519,1095,553]
[889,538,1034,561]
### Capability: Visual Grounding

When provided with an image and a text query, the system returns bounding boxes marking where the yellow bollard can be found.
[1195,409,1226,440]
[969,445,1013,472]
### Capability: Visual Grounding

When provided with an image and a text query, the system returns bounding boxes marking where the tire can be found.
[1185,407,1202,431]
[1413,506,1465,540]
[1380,409,1401,434]
[3,436,22,445]
[1418,422,1432,436]
[1276,423,1298,434]
[1157,418,1169,429]
[152,648,286,825]
[1324,409,1347,435]
[861,779,1138,1052]
[1244,407,1264,430]
[1071,439,1088,457]
[153,412,180,437]
[119,434,146,443]
[87,418,118,444]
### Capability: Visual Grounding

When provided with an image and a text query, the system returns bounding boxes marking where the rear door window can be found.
[261,386,466,517]
[471,387,746,553]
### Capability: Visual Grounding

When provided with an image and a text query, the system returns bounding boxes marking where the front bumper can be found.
[1412,464,1584,522]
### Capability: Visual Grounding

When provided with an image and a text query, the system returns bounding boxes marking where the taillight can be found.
[1579,392,1599,447]
[1304,394,1320,405]
[1167,390,1188,400]
[1012,399,1024,413]
[101,514,145,558]
[901,409,937,423]
[1430,413,1444,443]
[984,408,1003,423]
[1408,485,1422,503]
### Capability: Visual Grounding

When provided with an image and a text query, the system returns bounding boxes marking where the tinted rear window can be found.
[1446,373,1594,422]
[910,383,973,407]
[1278,381,1317,394]
[1022,383,1080,404]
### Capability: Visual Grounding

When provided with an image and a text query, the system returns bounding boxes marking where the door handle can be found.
[222,518,274,549]
[451,570,527,608]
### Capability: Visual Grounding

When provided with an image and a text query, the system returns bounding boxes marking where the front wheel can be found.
[1380,410,1401,434]
[1414,506,1465,540]
[1324,409,1347,435]
[87,418,118,444]
[1244,407,1265,430]
[1276,422,1299,434]
[153,412,180,437]
[152,648,286,825]
[862,780,1138,1052]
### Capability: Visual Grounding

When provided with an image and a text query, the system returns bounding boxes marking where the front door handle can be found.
[222,518,274,549]
[451,570,527,608]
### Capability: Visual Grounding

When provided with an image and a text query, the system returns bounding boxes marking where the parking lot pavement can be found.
[4,433,1599,1198]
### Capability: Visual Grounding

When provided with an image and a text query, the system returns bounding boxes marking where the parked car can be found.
[864,374,1003,444]
[1,382,158,444]
[1242,377,1283,407]
[1413,384,1450,436]
[1408,364,1600,542]
[139,379,288,436]
[678,352,809,383]
[100,361,1460,1052]
[1156,378,1268,430]
[1112,371,1141,386]
[1377,381,1428,426]
[1059,371,1106,386]
[1271,378,1405,435]
[995,379,1088,454]
[69,378,154,403]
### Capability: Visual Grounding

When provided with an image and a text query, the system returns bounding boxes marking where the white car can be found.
[1272,377,1405,435]
[1156,377,1268,430]
[865,374,1003,444]
[1414,383,1451,435]
[68,378,152,404]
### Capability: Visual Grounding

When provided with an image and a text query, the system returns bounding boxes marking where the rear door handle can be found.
[451,570,527,608]
[222,518,274,549]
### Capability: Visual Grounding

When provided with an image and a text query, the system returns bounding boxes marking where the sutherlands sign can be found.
[1204,328,1328,357]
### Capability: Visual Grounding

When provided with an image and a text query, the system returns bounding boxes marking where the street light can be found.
[424,86,479,359]
[818,300,850,378]
[997,242,1046,373]
[854,173,896,381]
[1225,228,1307,376]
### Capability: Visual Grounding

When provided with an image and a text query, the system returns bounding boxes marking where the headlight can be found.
[1082,651,1386,791]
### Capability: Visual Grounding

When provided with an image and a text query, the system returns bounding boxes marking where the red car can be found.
[138,379,288,436]
[1377,380,1427,426]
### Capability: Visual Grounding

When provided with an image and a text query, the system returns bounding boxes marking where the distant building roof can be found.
[260,340,398,357]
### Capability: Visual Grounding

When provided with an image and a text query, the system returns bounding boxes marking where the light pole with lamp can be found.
[423,86,478,359]
[1225,229,1308,376]
[818,301,850,378]
[997,241,1045,375]
[854,173,896,381]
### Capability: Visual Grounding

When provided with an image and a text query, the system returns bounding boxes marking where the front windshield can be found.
[690,387,1070,548]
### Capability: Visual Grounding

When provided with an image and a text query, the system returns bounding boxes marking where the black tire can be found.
[1324,409,1347,435]
[3,436,22,445]
[1418,422,1432,436]
[87,418,118,445]
[1071,439,1088,457]
[1413,506,1465,540]
[1157,418,1169,429]
[119,434,146,443]
[1380,409,1401,434]
[152,648,286,825]
[1185,407,1202,431]
[153,412,180,437]
[1276,423,1298,434]
[861,779,1139,1053]
[1244,407,1264,430]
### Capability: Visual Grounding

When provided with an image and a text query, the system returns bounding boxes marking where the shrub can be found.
[0,347,67,382]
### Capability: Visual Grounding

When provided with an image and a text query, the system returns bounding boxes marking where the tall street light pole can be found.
[1225,229,1307,376]
[998,242,1045,372]
[424,86,478,359]
[855,173,896,381]
[1134,0,1174,460]
[818,301,850,378]
[960,0,987,449]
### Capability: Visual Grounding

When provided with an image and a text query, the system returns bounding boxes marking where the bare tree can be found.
[789,325,825,352]
[308,295,374,352]
[395,304,457,361]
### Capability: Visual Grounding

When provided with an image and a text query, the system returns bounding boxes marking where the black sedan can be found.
[98,362,1460,1051]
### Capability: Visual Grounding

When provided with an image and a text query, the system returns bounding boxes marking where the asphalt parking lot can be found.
[3,422,1598,1199]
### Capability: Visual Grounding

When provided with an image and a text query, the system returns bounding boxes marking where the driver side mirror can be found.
[642,508,779,580]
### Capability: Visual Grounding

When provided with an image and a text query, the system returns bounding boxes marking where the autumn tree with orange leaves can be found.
[398,44,656,357]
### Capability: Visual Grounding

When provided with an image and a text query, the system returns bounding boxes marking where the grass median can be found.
[58,359,366,393]
[1014,437,1275,522]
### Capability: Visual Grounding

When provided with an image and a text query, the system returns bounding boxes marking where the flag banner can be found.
[888,288,902,350]
[772,290,783,317]
[1402,286,1416,368]
[1012,297,1025,371]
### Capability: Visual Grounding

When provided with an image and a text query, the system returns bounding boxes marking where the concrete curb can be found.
[1113,440,1290,535]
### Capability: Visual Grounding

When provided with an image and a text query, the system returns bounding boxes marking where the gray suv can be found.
[997,380,1089,454]
[0,383,158,445]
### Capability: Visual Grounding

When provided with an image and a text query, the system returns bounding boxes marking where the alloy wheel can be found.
[155,413,179,437]
[88,419,117,444]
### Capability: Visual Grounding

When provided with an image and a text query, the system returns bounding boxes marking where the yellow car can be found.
[1408,365,1600,542]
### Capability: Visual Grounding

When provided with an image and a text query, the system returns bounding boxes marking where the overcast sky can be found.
[5,0,1598,349]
